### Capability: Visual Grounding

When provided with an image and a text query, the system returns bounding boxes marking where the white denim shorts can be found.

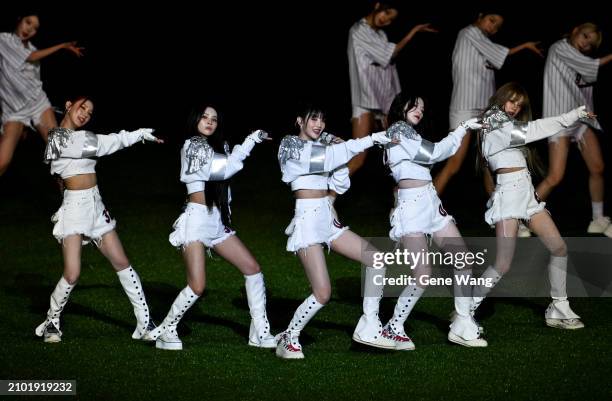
[484,169,546,226]
[169,202,235,248]
[51,186,116,246]
[285,197,348,252]
[389,183,454,241]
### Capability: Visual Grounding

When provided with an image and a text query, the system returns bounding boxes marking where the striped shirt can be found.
[348,18,400,113]
[543,38,601,130]
[450,25,509,111]
[0,32,43,111]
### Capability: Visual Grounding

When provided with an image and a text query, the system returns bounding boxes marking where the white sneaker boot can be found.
[35,276,75,342]
[448,296,487,347]
[381,286,425,351]
[353,267,395,349]
[470,265,503,313]
[117,266,155,341]
[275,294,324,359]
[149,286,200,350]
[245,272,276,348]
[545,256,584,329]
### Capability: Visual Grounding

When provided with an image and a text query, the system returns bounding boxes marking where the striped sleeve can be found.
[352,25,396,67]
[0,33,33,70]
[555,40,599,83]
[465,27,508,69]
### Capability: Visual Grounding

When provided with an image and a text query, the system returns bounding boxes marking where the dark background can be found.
[1,0,611,229]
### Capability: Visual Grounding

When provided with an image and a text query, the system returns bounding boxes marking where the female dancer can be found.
[37,96,161,343]
[148,104,276,351]
[471,82,589,334]
[434,10,541,197]
[275,104,396,359]
[380,92,486,349]
[0,13,83,175]
[537,23,612,236]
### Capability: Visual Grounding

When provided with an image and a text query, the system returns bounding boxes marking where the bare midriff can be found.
[63,174,97,190]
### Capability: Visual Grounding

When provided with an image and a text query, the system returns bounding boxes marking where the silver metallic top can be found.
[386,121,420,141]
[482,106,527,138]
[209,153,229,181]
[44,127,74,162]
[279,135,307,166]
[413,140,436,165]
[309,144,326,173]
[81,132,99,157]
[185,136,214,174]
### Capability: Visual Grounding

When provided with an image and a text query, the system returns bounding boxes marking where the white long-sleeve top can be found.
[179,135,257,194]
[481,106,583,171]
[44,128,150,179]
[385,122,468,182]
[278,135,374,193]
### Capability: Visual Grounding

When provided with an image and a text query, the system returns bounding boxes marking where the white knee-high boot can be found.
[275,294,324,359]
[244,272,276,348]
[381,285,425,350]
[448,269,487,347]
[116,266,154,340]
[545,256,583,328]
[149,286,200,350]
[353,267,395,349]
[35,276,75,341]
[471,265,503,312]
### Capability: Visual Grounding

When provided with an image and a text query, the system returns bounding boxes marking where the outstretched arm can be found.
[27,41,84,62]
[508,41,543,57]
[392,23,438,58]
[600,54,612,66]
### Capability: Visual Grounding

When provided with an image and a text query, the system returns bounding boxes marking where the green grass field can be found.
[1,142,611,401]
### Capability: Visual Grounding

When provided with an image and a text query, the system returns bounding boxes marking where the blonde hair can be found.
[476,82,544,176]
[569,23,603,54]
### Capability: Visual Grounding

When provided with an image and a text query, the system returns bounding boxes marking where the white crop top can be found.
[44,128,152,179]
[481,106,583,171]
[384,121,467,182]
[179,134,258,195]
[278,135,374,193]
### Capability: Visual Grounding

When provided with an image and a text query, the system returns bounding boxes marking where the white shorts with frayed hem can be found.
[285,197,348,252]
[485,169,546,226]
[389,183,454,241]
[169,202,235,248]
[51,186,116,246]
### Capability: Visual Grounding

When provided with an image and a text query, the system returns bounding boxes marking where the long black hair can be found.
[186,103,231,227]
[387,91,430,136]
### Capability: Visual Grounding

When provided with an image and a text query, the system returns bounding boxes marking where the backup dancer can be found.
[536,23,612,237]
[435,9,542,239]
[347,0,436,175]
[0,12,83,176]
